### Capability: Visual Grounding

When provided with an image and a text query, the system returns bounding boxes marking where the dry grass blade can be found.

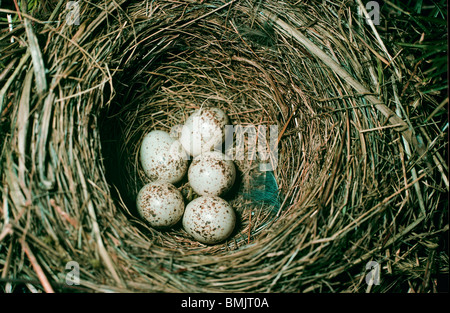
[24,17,47,94]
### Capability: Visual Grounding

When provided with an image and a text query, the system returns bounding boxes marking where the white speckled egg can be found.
[180,107,229,157]
[136,182,185,228]
[182,196,235,244]
[188,151,236,196]
[140,130,188,184]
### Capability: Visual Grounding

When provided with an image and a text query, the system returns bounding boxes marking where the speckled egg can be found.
[140,130,188,184]
[188,151,236,196]
[180,107,229,157]
[182,196,235,244]
[136,182,185,228]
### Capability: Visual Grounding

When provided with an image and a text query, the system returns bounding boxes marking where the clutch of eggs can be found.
[136,107,237,244]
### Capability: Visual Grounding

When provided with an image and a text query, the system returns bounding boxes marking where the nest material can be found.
[0,0,448,292]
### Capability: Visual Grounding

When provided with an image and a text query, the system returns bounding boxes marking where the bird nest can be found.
[0,0,447,293]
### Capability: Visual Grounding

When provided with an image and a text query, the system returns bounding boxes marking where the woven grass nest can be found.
[0,0,448,293]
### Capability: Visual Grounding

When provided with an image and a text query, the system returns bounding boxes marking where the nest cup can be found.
[100,9,291,250]
[1,0,447,293]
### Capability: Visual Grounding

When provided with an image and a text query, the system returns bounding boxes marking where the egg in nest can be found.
[180,107,229,157]
[188,151,236,197]
[140,130,188,184]
[136,182,185,228]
